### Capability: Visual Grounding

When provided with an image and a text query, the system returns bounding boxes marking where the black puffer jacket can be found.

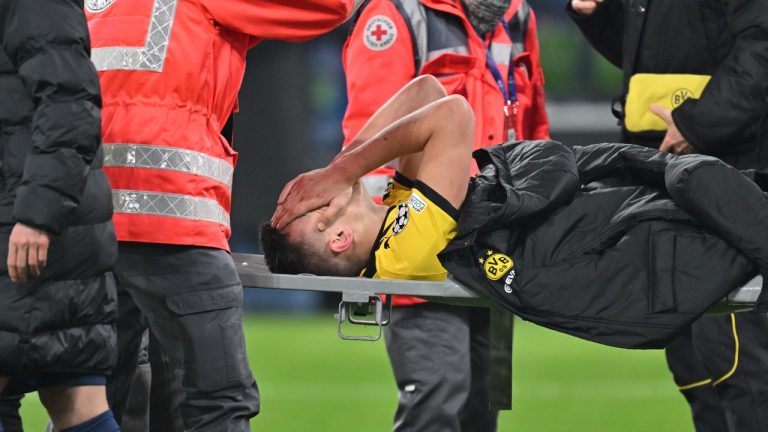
[0,0,117,375]
[567,0,768,170]
[440,140,768,349]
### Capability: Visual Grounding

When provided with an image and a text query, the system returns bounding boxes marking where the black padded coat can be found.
[0,0,117,375]
[567,0,768,170]
[440,141,768,349]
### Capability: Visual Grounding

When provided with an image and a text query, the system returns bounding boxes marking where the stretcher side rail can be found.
[233,253,763,338]
[234,253,761,411]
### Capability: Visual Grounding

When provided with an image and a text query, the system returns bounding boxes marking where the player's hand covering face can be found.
[272,167,356,231]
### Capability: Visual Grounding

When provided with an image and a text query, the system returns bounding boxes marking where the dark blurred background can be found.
[231,0,624,311]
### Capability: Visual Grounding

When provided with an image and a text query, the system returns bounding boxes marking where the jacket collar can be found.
[419,0,524,20]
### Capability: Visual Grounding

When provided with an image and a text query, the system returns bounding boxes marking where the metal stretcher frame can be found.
[234,252,764,329]
[234,252,762,410]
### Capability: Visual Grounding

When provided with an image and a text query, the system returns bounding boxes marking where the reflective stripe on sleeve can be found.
[91,0,178,72]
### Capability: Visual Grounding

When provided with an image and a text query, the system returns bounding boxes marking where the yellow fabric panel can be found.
[371,184,457,282]
[383,177,412,206]
[625,73,711,132]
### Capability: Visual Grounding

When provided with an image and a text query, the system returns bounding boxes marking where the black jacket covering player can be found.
[441,141,768,349]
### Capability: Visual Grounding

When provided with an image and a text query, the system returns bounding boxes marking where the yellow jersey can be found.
[360,172,459,287]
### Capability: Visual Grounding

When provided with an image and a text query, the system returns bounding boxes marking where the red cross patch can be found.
[363,15,397,51]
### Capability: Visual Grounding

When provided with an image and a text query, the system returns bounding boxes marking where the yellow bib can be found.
[625,73,711,132]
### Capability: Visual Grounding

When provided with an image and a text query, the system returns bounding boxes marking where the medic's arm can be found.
[671,0,768,156]
[524,10,550,140]
[201,0,362,41]
[342,0,418,148]
[1,0,101,234]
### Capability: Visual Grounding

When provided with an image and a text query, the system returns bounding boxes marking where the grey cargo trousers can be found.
[107,242,260,432]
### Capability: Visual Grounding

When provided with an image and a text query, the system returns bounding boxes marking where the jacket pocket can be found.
[420,52,476,96]
[649,230,677,314]
[512,52,534,82]
[164,282,249,388]
[165,282,242,315]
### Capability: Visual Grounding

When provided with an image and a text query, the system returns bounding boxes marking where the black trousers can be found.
[666,312,768,432]
[0,395,21,432]
[106,329,175,432]
[107,243,259,432]
[384,302,498,432]
[663,157,768,432]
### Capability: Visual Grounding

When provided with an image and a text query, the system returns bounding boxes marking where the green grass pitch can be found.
[19,313,694,431]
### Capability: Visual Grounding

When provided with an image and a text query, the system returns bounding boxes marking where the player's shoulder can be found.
[410,180,461,221]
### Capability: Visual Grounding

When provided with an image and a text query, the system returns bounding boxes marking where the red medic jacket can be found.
[85,0,360,251]
[342,0,549,305]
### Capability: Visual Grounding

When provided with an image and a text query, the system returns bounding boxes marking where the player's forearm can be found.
[329,95,472,186]
[342,75,447,155]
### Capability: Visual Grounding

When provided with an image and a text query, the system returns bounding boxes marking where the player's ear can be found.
[328,226,354,254]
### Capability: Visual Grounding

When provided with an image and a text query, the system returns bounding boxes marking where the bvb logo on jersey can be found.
[671,88,694,108]
[86,0,117,12]
[478,250,514,281]
[392,203,409,235]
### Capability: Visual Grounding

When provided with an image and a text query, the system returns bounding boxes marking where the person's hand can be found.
[650,104,694,155]
[571,0,605,15]
[271,166,355,231]
[7,223,50,282]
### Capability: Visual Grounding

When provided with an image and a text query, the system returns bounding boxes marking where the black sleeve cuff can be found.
[413,180,460,221]
[393,171,415,188]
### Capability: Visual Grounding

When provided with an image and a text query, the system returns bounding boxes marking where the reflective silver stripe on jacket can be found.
[425,46,469,62]
[113,189,230,227]
[394,0,531,71]
[398,0,428,70]
[351,0,366,17]
[91,0,178,72]
[490,43,512,66]
[509,1,530,59]
[103,144,234,187]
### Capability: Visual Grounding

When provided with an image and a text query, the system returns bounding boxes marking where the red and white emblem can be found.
[363,15,397,51]
[86,0,117,12]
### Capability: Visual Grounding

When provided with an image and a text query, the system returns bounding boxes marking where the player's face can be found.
[284,208,324,239]
[283,182,372,255]
[280,210,328,257]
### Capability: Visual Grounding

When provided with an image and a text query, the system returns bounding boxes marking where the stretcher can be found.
[233,253,763,341]
[233,252,762,410]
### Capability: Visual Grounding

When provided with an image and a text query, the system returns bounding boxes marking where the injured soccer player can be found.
[264,75,768,350]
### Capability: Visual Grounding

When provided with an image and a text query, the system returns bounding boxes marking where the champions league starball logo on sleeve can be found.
[86,0,117,12]
[391,203,409,235]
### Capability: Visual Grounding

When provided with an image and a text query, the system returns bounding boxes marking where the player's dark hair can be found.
[260,222,359,277]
